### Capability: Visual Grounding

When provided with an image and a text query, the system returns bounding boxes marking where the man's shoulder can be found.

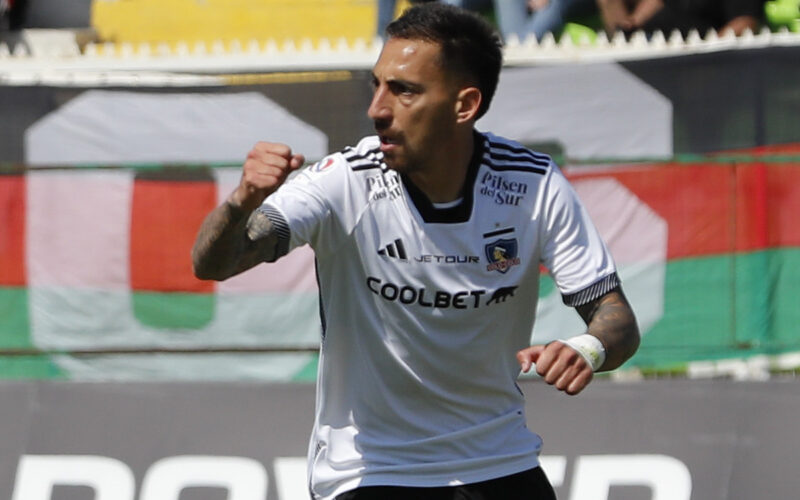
[300,136,384,182]
[335,136,385,173]
[480,132,554,176]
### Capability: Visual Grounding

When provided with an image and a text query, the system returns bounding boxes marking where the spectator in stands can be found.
[443,0,597,41]
[496,0,599,41]
[0,0,10,33]
[377,0,396,38]
[598,0,767,38]
[2,0,24,29]
[0,0,26,48]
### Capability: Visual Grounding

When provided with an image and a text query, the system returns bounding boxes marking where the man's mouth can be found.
[379,135,400,152]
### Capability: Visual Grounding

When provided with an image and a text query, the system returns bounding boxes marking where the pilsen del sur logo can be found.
[485,237,521,273]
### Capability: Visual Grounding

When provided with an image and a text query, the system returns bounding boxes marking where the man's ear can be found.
[455,87,482,123]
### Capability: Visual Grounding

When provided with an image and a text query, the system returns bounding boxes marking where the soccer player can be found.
[192,3,639,499]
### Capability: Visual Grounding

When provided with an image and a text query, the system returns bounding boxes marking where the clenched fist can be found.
[517,342,594,396]
[229,142,305,212]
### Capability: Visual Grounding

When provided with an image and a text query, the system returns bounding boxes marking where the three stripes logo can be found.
[378,238,408,261]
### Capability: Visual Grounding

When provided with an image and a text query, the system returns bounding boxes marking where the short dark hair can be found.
[386,3,503,119]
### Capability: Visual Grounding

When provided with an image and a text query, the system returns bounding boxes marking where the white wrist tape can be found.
[562,334,606,372]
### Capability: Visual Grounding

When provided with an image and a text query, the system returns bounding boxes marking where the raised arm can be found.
[517,287,640,395]
[191,142,304,281]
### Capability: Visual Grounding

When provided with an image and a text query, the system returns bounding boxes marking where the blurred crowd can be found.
[0,0,782,50]
[377,0,769,41]
[597,0,766,38]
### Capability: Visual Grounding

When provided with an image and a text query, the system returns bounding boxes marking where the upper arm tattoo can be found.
[245,210,282,263]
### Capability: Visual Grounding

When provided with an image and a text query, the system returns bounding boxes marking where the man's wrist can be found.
[224,197,245,212]
[225,188,264,215]
[561,334,606,372]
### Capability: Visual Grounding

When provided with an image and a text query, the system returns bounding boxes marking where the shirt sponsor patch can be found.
[310,157,336,173]
[366,277,518,309]
[479,171,528,206]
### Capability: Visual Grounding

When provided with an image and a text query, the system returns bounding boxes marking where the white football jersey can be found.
[261,131,619,499]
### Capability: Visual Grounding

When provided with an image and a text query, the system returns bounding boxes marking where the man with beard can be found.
[193,4,639,499]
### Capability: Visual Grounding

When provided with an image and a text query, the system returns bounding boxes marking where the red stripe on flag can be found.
[130,179,216,293]
[568,163,734,259]
[568,162,800,258]
[766,163,800,247]
[735,163,768,252]
[0,175,26,286]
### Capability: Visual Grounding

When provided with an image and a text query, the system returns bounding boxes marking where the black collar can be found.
[401,131,483,224]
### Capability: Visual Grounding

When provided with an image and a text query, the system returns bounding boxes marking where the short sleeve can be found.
[260,154,349,256]
[539,166,619,306]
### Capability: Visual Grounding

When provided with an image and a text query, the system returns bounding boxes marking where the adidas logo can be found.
[378,238,408,260]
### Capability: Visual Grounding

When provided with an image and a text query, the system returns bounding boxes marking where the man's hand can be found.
[597,0,635,34]
[517,287,639,396]
[720,15,760,36]
[528,0,550,12]
[229,142,305,213]
[517,342,594,396]
[192,141,304,281]
[629,0,665,29]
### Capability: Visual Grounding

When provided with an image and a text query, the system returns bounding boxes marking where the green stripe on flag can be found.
[630,247,800,369]
[292,354,319,382]
[634,255,736,367]
[132,291,215,329]
[0,287,30,348]
[0,287,66,378]
[0,355,66,379]
[764,248,800,349]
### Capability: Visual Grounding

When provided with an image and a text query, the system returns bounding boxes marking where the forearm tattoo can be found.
[192,202,280,280]
[575,289,640,371]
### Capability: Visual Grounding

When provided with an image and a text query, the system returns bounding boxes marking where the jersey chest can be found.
[352,179,541,311]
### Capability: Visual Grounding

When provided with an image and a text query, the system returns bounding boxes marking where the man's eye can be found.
[390,83,413,96]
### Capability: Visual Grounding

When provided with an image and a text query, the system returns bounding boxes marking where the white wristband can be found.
[561,334,606,372]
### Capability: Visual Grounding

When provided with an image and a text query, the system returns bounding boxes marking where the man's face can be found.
[367,37,462,173]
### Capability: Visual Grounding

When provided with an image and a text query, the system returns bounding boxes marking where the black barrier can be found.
[2,379,799,500]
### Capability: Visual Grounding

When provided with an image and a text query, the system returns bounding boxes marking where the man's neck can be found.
[406,130,475,204]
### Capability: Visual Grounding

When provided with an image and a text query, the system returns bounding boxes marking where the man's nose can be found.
[367,87,391,123]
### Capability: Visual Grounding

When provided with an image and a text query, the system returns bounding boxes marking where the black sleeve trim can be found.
[561,272,621,307]
[258,204,291,260]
